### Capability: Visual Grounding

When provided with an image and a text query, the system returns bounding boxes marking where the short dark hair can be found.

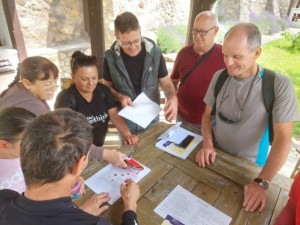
[70,50,97,74]
[225,22,261,52]
[0,107,36,143]
[114,11,140,35]
[20,108,93,187]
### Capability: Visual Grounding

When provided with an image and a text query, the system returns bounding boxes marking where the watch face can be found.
[262,181,269,190]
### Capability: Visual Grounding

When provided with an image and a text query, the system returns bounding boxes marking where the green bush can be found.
[157,25,187,53]
[281,31,300,50]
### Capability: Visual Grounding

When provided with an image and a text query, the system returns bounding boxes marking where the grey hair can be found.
[225,22,261,52]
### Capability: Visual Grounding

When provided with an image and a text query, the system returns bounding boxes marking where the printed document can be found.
[118,92,161,128]
[155,125,202,159]
[154,185,232,225]
[85,161,150,204]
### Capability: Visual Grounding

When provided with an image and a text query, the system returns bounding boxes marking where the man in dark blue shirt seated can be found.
[0,108,140,225]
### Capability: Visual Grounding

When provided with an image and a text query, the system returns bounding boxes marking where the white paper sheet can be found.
[118,92,161,128]
[154,185,232,225]
[155,126,203,160]
[85,162,151,204]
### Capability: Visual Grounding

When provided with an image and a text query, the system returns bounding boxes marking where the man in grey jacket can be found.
[103,11,177,135]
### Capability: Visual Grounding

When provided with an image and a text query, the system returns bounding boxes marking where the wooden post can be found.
[2,0,27,62]
[287,0,295,16]
[82,0,105,78]
[186,0,217,45]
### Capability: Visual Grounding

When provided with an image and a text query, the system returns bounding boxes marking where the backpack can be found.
[210,68,275,144]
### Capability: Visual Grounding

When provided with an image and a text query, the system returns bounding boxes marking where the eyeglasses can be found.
[218,102,242,124]
[117,38,141,48]
[217,72,257,124]
[39,80,60,90]
[192,26,216,36]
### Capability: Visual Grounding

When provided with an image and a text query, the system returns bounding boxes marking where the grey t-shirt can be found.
[204,66,300,165]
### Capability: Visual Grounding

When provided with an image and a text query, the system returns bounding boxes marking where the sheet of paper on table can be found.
[155,124,203,159]
[118,92,161,128]
[154,185,232,225]
[85,161,151,204]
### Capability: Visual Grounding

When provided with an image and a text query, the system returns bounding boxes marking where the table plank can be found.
[269,188,289,224]
[145,167,198,205]
[137,197,164,225]
[191,182,220,205]
[213,181,244,224]
[161,153,229,192]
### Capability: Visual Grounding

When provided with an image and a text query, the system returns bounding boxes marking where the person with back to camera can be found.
[0,107,107,216]
[0,107,36,194]
[55,51,138,148]
[0,108,140,225]
[195,22,300,213]
[0,56,128,168]
[102,11,178,138]
[171,11,225,135]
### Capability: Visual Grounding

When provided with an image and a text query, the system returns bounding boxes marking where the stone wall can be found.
[104,0,190,48]
[215,0,290,23]
[15,0,89,49]
[6,0,291,78]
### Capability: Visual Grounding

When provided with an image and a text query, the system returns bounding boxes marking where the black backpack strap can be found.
[262,68,275,144]
[210,69,229,116]
[179,43,217,88]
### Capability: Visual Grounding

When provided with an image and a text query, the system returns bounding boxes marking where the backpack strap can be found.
[262,68,275,144]
[179,43,217,88]
[210,69,229,116]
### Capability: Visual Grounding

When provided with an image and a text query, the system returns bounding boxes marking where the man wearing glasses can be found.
[103,11,177,135]
[196,23,300,213]
[171,11,225,135]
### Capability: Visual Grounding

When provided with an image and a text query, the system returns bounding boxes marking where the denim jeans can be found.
[177,113,202,135]
[118,115,159,145]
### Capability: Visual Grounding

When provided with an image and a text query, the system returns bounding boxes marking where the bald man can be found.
[196,23,299,212]
[171,11,225,135]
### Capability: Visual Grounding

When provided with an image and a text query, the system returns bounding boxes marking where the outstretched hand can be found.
[80,192,111,216]
[120,179,140,212]
[243,182,266,212]
[195,146,216,167]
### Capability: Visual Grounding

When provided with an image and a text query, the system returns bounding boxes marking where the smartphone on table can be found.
[124,158,144,170]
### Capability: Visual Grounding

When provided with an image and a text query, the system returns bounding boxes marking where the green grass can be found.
[257,37,300,137]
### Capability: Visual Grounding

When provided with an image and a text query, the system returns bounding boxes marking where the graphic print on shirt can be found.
[87,112,108,124]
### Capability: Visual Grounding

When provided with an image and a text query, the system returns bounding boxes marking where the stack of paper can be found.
[155,123,203,159]
[118,92,161,128]
[155,185,232,225]
[85,161,150,204]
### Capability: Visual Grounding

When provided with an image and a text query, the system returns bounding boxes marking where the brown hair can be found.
[0,56,59,98]
[70,51,97,74]
[21,108,92,186]
[114,11,140,36]
[0,107,35,143]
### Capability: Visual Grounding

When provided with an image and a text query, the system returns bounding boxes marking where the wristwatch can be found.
[254,178,270,190]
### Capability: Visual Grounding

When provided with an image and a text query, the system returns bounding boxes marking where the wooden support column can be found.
[287,0,295,16]
[82,0,105,78]
[2,0,27,62]
[186,0,217,45]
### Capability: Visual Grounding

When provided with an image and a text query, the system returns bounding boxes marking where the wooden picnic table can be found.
[73,122,293,225]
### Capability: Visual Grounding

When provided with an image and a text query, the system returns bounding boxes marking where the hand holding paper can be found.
[118,92,161,128]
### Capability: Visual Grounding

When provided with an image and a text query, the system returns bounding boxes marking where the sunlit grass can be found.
[258,37,300,137]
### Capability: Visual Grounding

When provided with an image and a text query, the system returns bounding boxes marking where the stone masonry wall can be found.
[10,0,291,78]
